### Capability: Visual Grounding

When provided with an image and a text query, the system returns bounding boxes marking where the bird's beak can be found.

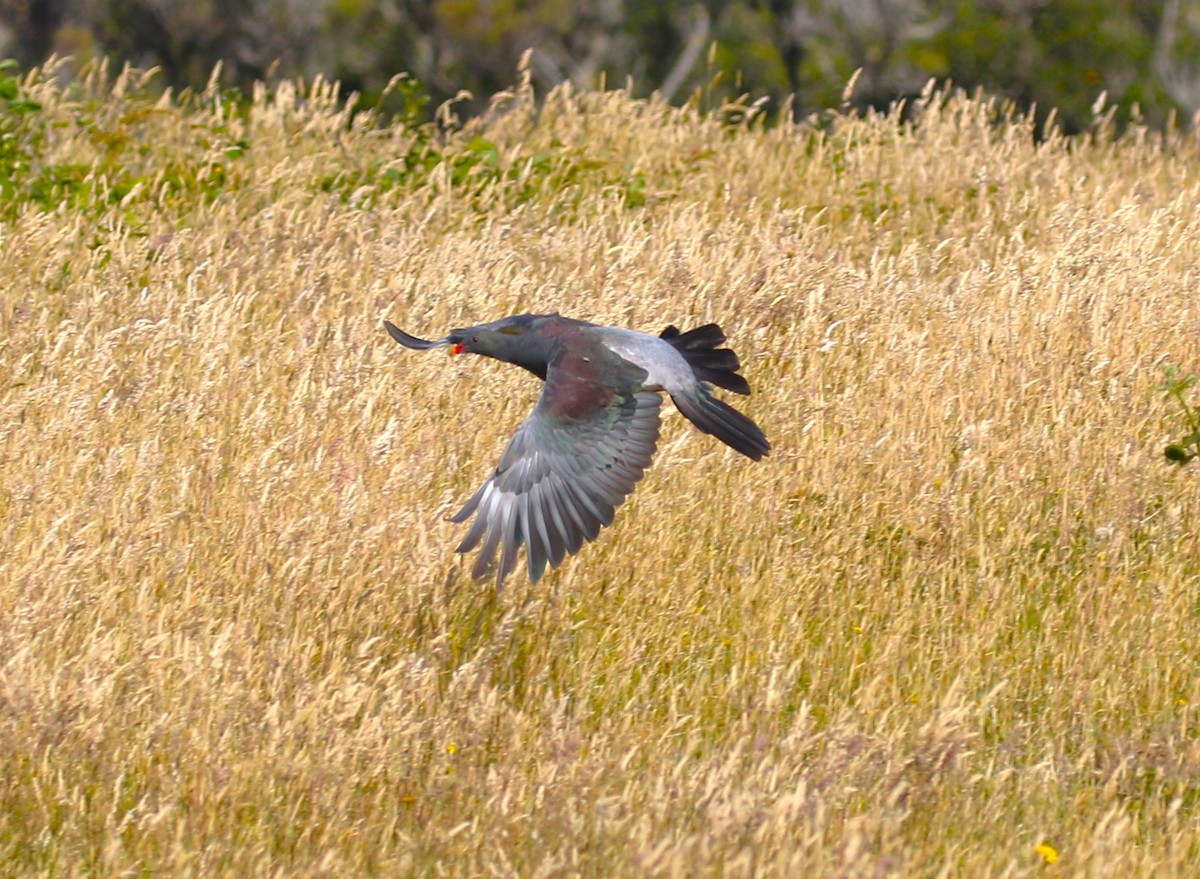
[449,343,465,356]
[383,320,451,351]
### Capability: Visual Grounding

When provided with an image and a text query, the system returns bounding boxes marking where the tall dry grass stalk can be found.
[3,61,1200,876]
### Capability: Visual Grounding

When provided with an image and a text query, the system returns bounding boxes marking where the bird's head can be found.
[447,315,541,358]
[385,314,561,379]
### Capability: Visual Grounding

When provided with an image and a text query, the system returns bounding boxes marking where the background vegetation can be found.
[3,57,1200,875]
[4,0,1200,131]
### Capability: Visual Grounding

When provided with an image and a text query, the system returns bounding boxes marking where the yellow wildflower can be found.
[1035,843,1059,864]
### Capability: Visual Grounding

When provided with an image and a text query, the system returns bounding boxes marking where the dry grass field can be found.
[3,59,1200,876]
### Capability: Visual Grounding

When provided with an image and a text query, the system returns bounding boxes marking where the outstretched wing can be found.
[452,349,662,587]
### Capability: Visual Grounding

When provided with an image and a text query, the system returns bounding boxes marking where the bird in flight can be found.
[384,314,769,587]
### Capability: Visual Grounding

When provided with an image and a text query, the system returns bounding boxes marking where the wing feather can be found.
[452,346,662,587]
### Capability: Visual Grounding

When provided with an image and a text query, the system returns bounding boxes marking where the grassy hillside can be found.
[3,58,1200,877]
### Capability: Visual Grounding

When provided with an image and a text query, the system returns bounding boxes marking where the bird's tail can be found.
[659,323,751,395]
[670,388,771,461]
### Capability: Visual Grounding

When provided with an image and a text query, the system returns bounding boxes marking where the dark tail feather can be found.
[660,323,752,395]
[672,390,770,461]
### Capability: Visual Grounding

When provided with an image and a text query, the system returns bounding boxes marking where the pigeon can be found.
[384,313,769,586]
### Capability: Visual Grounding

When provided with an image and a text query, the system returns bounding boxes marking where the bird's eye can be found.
[472,336,479,343]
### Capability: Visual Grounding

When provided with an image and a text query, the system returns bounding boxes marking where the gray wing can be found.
[451,351,662,587]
